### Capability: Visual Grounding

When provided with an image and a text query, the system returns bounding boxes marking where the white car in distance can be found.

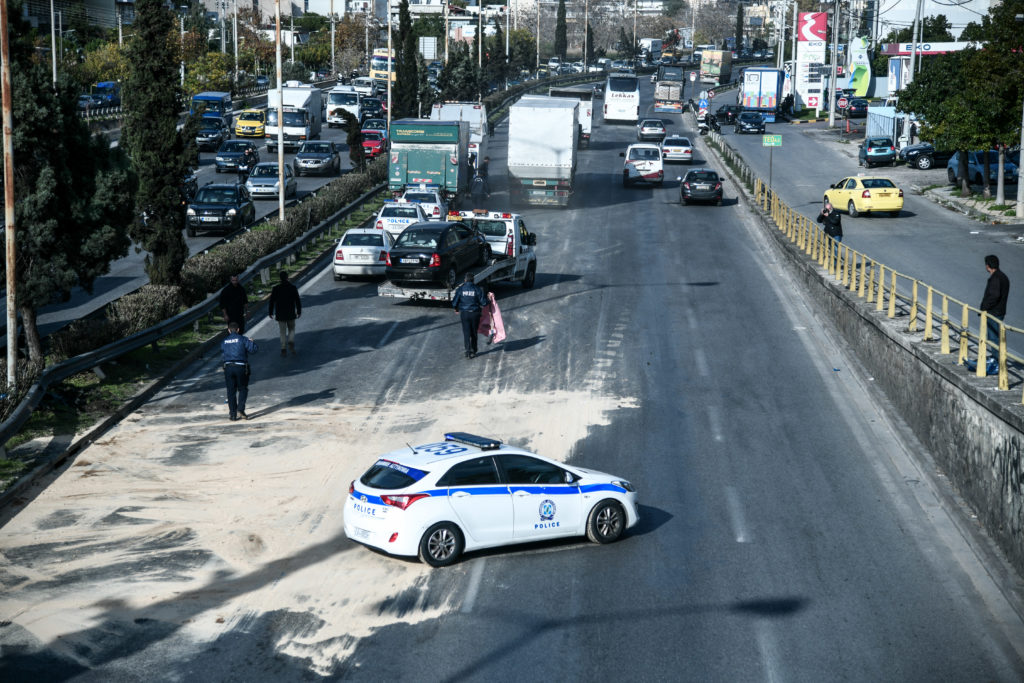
[334,228,393,280]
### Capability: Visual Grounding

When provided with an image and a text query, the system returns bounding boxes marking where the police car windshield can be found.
[396,230,439,248]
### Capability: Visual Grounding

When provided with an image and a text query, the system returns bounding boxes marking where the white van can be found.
[326,85,361,127]
[352,77,376,97]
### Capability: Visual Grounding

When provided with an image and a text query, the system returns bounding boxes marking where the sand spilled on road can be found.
[0,388,637,675]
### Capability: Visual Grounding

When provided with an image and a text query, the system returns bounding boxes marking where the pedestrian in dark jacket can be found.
[219,275,249,333]
[981,254,1010,352]
[268,271,302,356]
[817,201,843,259]
[470,174,488,210]
[221,321,258,421]
[478,156,491,196]
[452,273,486,358]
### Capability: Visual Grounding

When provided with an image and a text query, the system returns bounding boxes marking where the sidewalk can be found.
[799,123,1024,227]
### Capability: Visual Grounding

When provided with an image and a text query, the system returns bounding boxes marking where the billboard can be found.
[798,12,827,42]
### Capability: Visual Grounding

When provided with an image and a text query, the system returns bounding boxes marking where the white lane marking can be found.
[755,621,782,683]
[706,404,724,442]
[686,307,699,331]
[460,558,486,613]
[694,347,709,377]
[377,321,399,348]
[724,486,749,543]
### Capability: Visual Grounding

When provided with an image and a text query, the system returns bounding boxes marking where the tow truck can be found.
[378,209,538,301]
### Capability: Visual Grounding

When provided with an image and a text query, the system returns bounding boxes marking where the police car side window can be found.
[499,455,566,485]
[436,457,500,486]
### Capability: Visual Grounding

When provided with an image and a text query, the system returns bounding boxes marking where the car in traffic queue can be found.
[661,136,693,163]
[734,111,766,134]
[343,432,639,567]
[384,222,490,289]
[77,93,104,111]
[245,162,297,200]
[946,150,1020,186]
[234,109,266,138]
[637,118,667,142]
[374,202,429,241]
[858,137,896,167]
[845,98,869,118]
[621,143,664,187]
[715,103,743,124]
[360,97,386,120]
[214,140,260,173]
[678,168,724,206]
[823,175,904,217]
[185,183,256,237]
[334,227,394,280]
[362,117,388,134]
[352,76,377,97]
[898,142,953,171]
[401,188,448,220]
[195,117,230,151]
[293,141,341,176]
[361,130,387,159]
[255,75,270,88]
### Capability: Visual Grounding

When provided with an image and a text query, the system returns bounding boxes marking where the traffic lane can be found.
[340,107,1024,679]
[722,123,1024,331]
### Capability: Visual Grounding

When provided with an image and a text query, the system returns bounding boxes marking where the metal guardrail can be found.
[0,182,384,447]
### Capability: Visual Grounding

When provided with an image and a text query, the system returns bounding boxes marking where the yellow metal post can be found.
[887,270,897,318]
[857,254,866,297]
[978,310,989,377]
[867,263,875,303]
[876,265,886,312]
[940,296,950,354]
[957,305,968,365]
[908,280,918,332]
[923,286,934,340]
[998,324,1008,390]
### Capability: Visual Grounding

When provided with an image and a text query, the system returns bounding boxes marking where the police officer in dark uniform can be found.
[221,321,258,420]
[452,273,486,358]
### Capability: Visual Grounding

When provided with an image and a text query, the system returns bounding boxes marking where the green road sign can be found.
[762,134,782,147]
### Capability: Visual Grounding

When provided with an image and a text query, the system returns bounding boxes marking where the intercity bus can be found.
[369,48,396,82]
[603,73,640,123]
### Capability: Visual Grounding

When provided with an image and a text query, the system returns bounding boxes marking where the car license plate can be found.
[201,217,219,222]
[352,527,371,539]
[697,184,710,190]
[353,254,369,260]
[400,258,418,264]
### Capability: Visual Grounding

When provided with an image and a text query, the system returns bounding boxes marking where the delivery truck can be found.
[654,67,685,114]
[266,84,323,152]
[388,119,471,205]
[507,95,578,207]
[700,50,732,86]
[548,86,594,146]
[430,102,489,167]
[739,67,786,122]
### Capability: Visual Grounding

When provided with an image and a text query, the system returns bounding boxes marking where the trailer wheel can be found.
[522,263,536,289]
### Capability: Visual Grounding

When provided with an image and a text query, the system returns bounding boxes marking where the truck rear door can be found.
[389,150,407,189]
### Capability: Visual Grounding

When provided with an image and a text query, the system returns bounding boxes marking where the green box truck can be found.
[388,120,471,205]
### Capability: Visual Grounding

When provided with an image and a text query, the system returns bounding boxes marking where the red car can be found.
[361,129,386,159]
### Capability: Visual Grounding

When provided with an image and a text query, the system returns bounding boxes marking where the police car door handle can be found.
[452,491,471,498]
[513,489,531,497]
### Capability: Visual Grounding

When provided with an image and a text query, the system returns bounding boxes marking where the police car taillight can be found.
[381,493,429,510]
[429,253,441,267]
[348,480,355,495]
[376,220,383,229]
[432,206,440,216]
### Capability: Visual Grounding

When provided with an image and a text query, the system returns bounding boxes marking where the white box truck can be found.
[507,95,578,207]
[326,85,360,128]
[548,86,594,147]
[266,84,323,152]
[430,102,489,167]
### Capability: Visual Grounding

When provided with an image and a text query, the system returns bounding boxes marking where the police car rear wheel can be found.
[419,522,464,567]
[586,500,625,544]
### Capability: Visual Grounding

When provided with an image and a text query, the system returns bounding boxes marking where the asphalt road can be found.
[2,82,1024,680]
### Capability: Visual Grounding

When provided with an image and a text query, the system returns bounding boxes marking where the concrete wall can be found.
[746,168,1024,575]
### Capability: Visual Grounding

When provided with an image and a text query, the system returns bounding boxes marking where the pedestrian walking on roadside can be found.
[221,321,258,421]
[470,174,488,210]
[219,274,249,334]
[268,271,302,356]
[817,201,843,259]
[452,272,486,359]
[981,254,1010,359]
[478,156,491,197]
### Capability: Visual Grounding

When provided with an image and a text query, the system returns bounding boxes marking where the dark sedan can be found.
[214,140,260,172]
[385,222,490,289]
[186,183,256,237]
[734,111,766,134]
[716,104,743,124]
[846,98,869,118]
[899,142,954,170]
[361,97,386,120]
[679,169,724,206]
[196,117,230,151]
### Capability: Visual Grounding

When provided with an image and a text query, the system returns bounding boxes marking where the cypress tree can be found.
[736,4,745,52]
[555,0,567,60]
[122,0,192,286]
[395,0,419,117]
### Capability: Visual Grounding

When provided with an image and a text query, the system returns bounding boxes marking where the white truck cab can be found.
[326,85,361,128]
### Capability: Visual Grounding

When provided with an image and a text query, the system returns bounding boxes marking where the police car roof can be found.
[377,433,531,468]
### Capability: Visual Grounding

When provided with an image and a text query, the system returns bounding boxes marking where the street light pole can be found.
[331,0,336,77]
[505,5,510,89]
[583,0,588,71]
[827,0,839,127]
[275,0,285,221]
[233,0,238,87]
[536,2,540,71]
[1,0,18,388]
[180,11,185,87]
[50,0,57,85]
[387,0,393,130]
[445,0,450,64]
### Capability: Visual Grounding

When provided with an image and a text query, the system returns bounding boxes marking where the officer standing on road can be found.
[817,201,843,258]
[221,321,258,421]
[452,273,486,359]
[268,271,302,356]
[219,274,249,333]
[470,174,488,210]
[981,254,1010,356]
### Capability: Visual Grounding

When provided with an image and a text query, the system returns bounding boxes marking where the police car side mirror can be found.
[527,233,537,246]
[564,471,578,485]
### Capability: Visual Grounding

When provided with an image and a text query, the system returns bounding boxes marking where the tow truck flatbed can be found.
[377,257,520,301]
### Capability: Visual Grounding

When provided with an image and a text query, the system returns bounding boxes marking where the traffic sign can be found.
[690,71,697,82]
[838,97,849,109]
[708,90,715,99]
[807,95,820,107]
[762,134,782,147]
[698,98,709,109]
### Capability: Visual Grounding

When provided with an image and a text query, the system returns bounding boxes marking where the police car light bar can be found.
[444,432,502,450]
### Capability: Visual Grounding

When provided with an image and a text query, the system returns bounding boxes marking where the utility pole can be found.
[290,12,295,64]
[220,0,226,52]
[331,0,336,77]
[506,5,510,88]
[791,0,797,73]
[233,0,238,87]
[275,0,285,221]
[535,2,539,70]
[117,6,123,46]
[478,4,482,70]
[445,0,450,64]
[632,0,637,62]
[50,0,57,85]
[1,0,17,387]
[583,0,588,71]
[180,11,185,87]
[827,0,839,127]
[387,0,393,130]
[906,0,922,84]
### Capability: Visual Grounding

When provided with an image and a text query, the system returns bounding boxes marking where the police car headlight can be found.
[186,208,196,216]
[612,479,635,492]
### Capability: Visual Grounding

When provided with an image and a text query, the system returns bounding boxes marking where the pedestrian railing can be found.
[749,175,1023,397]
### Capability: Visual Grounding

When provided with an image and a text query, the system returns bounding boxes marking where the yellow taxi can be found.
[823,175,904,217]
[234,109,265,138]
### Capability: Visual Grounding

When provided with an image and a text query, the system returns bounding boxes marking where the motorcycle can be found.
[237,155,256,183]
[698,120,710,136]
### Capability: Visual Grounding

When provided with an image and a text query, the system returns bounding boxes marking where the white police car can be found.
[343,433,639,567]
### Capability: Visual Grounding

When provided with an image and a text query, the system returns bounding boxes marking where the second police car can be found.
[344,433,639,566]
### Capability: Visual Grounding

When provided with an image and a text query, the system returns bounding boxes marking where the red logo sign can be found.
[798,13,827,42]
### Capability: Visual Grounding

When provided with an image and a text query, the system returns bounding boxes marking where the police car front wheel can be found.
[587,500,626,544]
[419,522,465,567]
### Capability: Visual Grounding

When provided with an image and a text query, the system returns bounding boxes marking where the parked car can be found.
[715,104,743,124]
[661,136,693,163]
[858,137,896,167]
[214,140,260,173]
[186,183,255,236]
[898,142,953,170]
[385,222,489,288]
[734,111,766,134]
[293,141,341,176]
[824,176,904,217]
[245,162,297,199]
[637,118,667,142]
[621,144,664,187]
[845,98,869,118]
[401,188,449,220]
[679,168,724,206]
[946,151,1020,186]
[195,117,230,151]
[334,228,393,280]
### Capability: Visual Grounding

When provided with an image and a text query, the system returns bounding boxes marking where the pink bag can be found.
[478,293,506,344]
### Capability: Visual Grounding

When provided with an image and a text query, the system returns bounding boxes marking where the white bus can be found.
[604,74,640,123]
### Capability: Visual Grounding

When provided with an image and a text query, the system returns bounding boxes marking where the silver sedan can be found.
[245,162,297,200]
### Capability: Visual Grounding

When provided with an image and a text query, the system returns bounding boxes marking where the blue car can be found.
[858,137,895,168]
[946,151,1019,186]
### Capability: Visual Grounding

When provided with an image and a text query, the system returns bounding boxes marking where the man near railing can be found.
[981,254,1010,364]
[817,201,843,259]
